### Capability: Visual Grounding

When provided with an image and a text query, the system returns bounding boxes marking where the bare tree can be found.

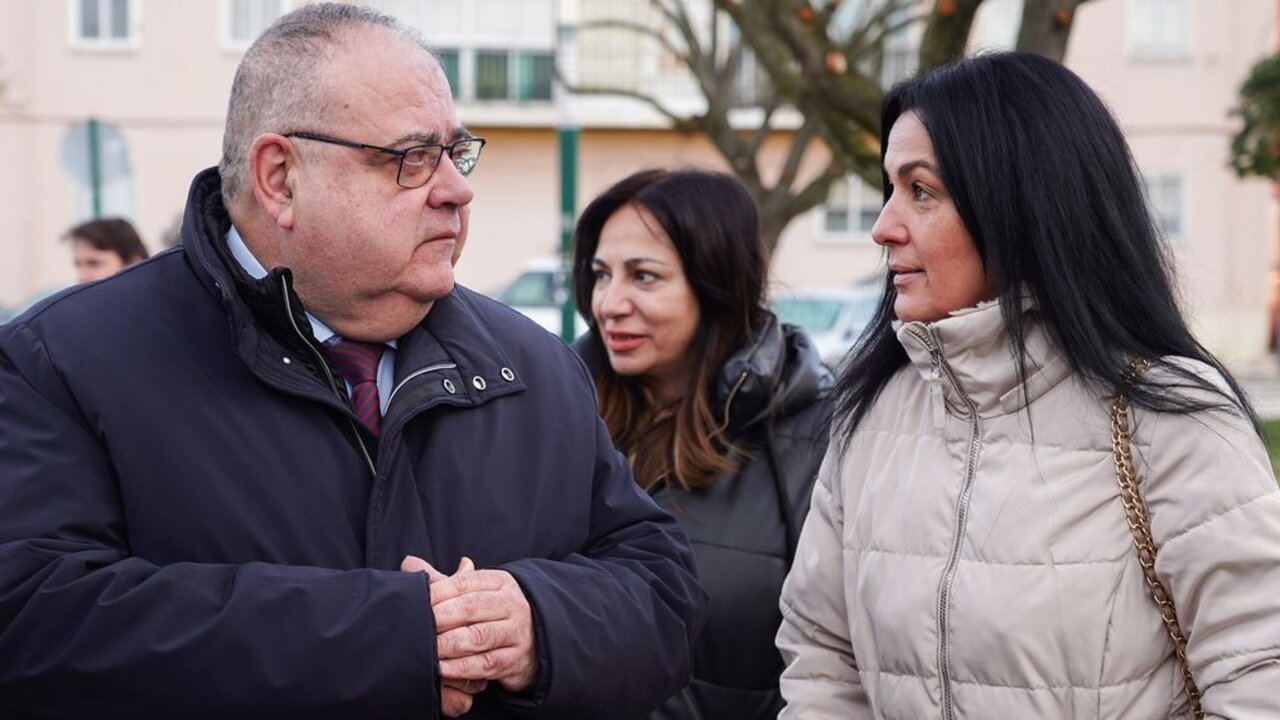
[570,0,1095,257]
[568,1,846,253]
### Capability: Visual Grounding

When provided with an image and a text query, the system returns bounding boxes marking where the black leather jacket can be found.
[579,318,834,720]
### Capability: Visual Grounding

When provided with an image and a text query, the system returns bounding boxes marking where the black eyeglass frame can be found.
[284,131,486,188]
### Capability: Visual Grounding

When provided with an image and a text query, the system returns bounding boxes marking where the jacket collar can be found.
[180,168,323,379]
[896,298,1070,417]
[178,167,524,409]
[573,314,833,435]
[714,315,833,433]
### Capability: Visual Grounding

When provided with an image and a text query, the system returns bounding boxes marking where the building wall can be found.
[0,0,238,304]
[1066,0,1275,362]
[1,0,1275,365]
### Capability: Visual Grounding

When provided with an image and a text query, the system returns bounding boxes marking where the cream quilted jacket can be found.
[777,301,1280,719]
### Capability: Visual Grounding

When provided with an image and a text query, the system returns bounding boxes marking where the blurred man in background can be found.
[65,217,149,282]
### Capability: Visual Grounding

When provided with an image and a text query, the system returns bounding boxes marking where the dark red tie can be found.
[323,339,385,436]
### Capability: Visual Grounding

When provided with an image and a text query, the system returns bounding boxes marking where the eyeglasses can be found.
[284,131,486,189]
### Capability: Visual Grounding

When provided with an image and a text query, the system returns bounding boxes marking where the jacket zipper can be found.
[715,370,750,435]
[905,324,982,720]
[280,279,376,478]
[716,368,804,565]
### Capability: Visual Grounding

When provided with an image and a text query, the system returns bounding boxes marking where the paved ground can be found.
[1232,357,1280,419]
[1240,374,1280,420]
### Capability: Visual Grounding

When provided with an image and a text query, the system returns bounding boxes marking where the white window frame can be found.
[374,0,556,104]
[820,174,883,244]
[1126,0,1193,60]
[69,0,141,51]
[221,0,291,52]
[1143,173,1186,244]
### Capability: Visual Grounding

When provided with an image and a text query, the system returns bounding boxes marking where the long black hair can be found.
[835,51,1258,439]
[571,168,770,488]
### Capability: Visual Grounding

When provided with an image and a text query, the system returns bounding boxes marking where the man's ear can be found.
[248,133,297,230]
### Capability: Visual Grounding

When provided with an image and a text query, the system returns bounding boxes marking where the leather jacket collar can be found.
[714,315,833,434]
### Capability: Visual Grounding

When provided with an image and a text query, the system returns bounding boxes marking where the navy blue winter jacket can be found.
[0,169,706,719]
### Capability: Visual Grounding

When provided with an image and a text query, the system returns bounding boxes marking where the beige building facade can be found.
[0,0,1274,363]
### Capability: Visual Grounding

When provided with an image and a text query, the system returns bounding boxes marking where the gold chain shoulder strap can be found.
[1109,358,1204,718]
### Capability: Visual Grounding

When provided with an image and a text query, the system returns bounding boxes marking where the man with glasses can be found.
[0,4,704,719]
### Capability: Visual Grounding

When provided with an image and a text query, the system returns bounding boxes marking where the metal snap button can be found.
[282,357,292,365]
[500,367,515,382]
[472,376,487,391]
[443,379,456,394]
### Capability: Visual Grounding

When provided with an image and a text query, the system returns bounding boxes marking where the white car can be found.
[770,285,882,367]
[493,257,588,339]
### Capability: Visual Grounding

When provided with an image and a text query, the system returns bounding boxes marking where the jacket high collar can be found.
[714,316,833,434]
[896,299,1071,417]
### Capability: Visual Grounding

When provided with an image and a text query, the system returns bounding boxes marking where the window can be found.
[824,175,882,237]
[881,45,918,88]
[71,0,138,49]
[725,21,771,107]
[476,51,510,100]
[224,0,287,50]
[833,0,918,88]
[1143,174,1184,242]
[372,0,556,104]
[438,49,461,94]
[730,46,770,106]
[878,6,917,88]
[516,52,553,101]
[1127,0,1191,59]
[474,50,553,101]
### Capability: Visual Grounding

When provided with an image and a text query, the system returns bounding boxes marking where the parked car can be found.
[492,256,588,338]
[770,285,881,366]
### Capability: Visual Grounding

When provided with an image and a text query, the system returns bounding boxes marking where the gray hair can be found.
[217,2,434,205]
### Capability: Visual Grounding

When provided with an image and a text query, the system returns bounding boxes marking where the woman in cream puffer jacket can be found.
[777,53,1280,719]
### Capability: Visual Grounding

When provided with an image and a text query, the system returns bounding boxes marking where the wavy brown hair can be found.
[572,169,768,490]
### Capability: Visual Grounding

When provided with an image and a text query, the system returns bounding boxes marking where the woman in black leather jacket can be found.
[571,168,834,720]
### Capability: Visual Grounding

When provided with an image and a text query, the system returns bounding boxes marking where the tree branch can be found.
[918,0,985,74]
[576,18,685,59]
[777,119,819,189]
[565,83,698,132]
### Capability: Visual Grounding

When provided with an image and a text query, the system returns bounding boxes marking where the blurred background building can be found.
[0,0,1274,365]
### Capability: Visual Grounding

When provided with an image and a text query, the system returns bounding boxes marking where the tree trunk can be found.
[1016,0,1094,62]
[761,211,788,260]
[756,165,843,258]
[918,0,986,74]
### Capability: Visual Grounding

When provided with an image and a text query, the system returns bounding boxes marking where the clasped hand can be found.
[402,555,537,717]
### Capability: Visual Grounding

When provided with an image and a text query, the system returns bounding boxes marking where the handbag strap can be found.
[1109,359,1204,718]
